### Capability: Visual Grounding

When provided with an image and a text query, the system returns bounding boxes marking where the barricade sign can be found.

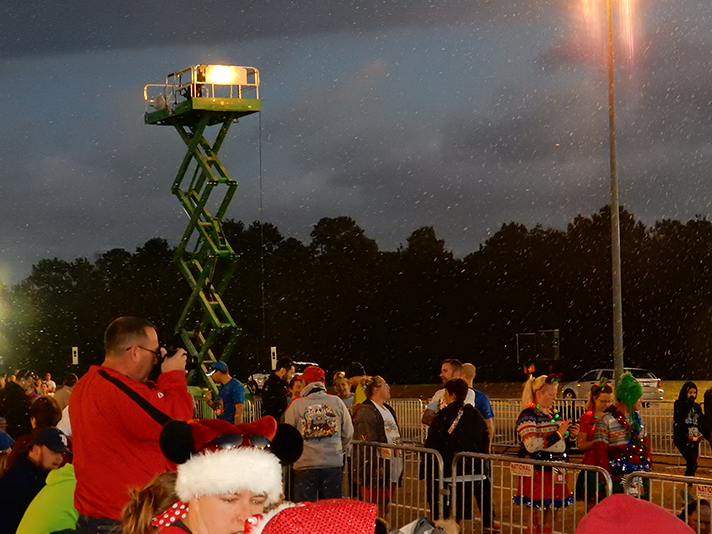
[697,484,712,500]
[510,462,534,477]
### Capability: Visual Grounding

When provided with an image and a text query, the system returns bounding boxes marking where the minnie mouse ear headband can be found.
[159,416,303,504]
[246,499,377,534]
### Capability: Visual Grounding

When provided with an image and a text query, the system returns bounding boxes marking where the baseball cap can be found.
[302,365,325,384]
[206,361,228,376]
[31,426,71,454]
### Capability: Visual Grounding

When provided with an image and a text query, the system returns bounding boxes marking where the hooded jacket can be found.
[16,463,78,534]
[674,381,706,443]
[283,381,353,470]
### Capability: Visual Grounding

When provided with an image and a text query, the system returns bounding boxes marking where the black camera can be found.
[159,333,195,371]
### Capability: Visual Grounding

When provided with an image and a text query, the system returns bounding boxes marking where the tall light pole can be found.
[605,0,625,383]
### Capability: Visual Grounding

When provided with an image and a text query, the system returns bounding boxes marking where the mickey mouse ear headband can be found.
[159,416,303,504]
[160,416,303,465]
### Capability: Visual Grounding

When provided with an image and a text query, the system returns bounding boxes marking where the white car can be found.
[561,368,664,401]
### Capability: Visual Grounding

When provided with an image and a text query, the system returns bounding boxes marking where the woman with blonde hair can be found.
[353,375,403,518]
[121,472,179,534]
[514,374,579,534]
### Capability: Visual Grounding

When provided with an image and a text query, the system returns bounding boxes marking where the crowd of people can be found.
[510,371,712,534]
[0,318,708,534]
[0,317,459,534]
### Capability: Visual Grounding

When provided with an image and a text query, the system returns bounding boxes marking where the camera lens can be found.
[161,333,195,371]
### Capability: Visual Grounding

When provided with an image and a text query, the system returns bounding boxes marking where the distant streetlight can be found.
[604,0,625,383]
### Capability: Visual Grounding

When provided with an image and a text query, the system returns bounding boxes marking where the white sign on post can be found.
[71,346,79,365]
[270,346,277,370]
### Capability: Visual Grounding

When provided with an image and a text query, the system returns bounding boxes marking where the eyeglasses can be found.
[209,433,272,451]
[136,346,161,358]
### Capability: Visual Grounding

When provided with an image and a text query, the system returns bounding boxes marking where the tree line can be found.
[4,206,712,385]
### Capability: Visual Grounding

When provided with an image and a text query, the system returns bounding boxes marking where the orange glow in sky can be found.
[578,0,637,66]
[618,0,637,65]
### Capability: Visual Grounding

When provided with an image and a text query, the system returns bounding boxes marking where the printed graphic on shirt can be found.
[300,404,338,439]
[383,420,402,446]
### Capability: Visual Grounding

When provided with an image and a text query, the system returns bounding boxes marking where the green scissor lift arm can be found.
[144,65,261,394]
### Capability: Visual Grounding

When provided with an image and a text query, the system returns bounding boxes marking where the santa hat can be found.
[159,416,303,505]
[575,494,694,534]
[246,499,377,534]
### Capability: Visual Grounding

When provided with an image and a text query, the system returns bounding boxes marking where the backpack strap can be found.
[97,369,173,426]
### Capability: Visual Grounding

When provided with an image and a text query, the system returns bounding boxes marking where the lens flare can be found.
[578,0,637,66]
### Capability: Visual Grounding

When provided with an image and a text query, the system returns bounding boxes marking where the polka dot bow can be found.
[152,500,188,527]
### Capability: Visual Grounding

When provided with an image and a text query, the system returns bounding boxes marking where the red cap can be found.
[301,365,325,384]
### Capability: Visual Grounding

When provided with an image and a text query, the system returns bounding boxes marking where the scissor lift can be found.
[144,65,260,390]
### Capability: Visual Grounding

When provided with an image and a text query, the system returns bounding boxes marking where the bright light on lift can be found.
[204,65,246,85]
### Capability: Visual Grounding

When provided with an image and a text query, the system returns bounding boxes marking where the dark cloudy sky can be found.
[1,0,711,284]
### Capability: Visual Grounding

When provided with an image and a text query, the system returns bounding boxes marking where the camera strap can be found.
[98,369,173,426]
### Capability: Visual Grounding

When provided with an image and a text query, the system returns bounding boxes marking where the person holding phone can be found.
[514,374,579,534]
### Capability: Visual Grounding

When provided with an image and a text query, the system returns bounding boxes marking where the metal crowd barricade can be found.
[193,396,261,421]
[349,440,446,526]
[489,399,522,448]
[622,471,712,508]
[193,397,215,419]
[244,397,262,422]
[389,398,429,444]
[639,400,675,457]
[450,453,612,534]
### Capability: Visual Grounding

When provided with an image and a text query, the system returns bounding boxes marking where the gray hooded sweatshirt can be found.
[283,381,354,470]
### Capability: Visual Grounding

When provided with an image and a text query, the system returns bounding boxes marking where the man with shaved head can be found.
[461,363,496,447]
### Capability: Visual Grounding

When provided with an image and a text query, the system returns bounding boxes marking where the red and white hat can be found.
[159,416,303,505]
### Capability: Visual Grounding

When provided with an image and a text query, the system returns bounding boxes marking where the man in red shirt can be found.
[71,316,193,533]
